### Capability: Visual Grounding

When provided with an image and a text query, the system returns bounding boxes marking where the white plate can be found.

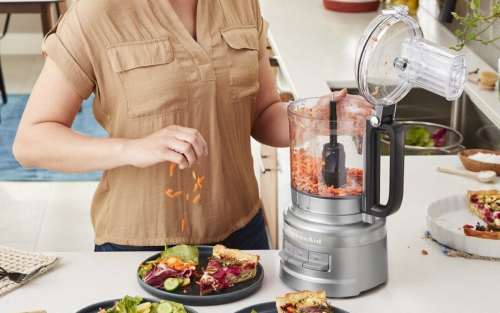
[426,194,500,258]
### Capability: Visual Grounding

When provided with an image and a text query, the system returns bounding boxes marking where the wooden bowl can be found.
[458,149,500,176]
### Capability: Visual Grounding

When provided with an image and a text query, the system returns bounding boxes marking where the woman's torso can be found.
[44,0,268,245]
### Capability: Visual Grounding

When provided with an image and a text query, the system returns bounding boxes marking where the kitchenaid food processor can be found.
[279,5,467,297]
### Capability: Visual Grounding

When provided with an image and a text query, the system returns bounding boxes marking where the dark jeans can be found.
[94,209,270,252]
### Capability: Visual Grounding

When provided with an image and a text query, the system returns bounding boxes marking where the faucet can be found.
[441,0,458,23]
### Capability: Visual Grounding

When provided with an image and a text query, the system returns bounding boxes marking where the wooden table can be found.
[0,0,67,35]
[0,1,67,106]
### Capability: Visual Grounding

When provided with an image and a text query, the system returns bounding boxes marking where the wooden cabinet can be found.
[260,41,293,249]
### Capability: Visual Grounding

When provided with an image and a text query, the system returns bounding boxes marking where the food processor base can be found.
[279,235,388,298]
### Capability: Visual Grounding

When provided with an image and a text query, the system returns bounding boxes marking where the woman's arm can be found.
[13,58,207,173]
[251,57,374,148]
[251,56,289,148]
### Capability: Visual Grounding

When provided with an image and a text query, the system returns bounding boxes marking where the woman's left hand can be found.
[314,88,374,122]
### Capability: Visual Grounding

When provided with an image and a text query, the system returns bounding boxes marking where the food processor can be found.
[279,5,467,297]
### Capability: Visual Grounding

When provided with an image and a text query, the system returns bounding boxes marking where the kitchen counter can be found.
[260,0,500,128]
[2,156,500,313]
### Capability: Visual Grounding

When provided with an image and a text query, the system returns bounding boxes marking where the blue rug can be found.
[0,94,107,181]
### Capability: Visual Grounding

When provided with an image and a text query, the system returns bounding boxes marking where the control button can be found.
[293,246,309,260]
[288,255,306,267]
[288,246,309,267]
[303,251,329,271]
[284,240,294,255]
[279,250,292,261]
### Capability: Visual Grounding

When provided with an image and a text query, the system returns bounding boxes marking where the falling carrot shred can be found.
[193,194,201,204]
[170,163,177,177]
[167,189,173,194]
[181,218,186,231]
[165,191,175,199]
[173,191,183,198]
[186,194,190,201]
[192,171,197,180]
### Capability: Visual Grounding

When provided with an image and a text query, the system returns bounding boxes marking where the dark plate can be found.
[75,298,198,313]
[137,246,264,306]
[234,301,349,313]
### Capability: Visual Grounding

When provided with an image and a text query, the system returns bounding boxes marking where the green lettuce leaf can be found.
[138,264,152,278]
[123,295,143,313]
[161,244,199,264]
[405,127,434,147]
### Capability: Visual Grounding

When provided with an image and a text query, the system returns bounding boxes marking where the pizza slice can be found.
[199,244,260,295]
[275,290,334,313]
[463,223,500,240]
[464,190,500,240]
[467,190,500,224]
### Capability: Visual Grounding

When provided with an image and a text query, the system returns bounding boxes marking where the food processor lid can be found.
[355,5,422,105]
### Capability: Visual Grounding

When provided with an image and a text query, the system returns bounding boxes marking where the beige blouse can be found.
[42,0,269,246]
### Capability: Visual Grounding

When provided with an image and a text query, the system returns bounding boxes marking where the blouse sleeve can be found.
[41,1,96,100]
[255,1,270,61]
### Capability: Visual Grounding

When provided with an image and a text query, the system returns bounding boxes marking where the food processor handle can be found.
[364,104,405,218]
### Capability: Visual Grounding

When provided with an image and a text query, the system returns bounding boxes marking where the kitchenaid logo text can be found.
[285,228,322,245]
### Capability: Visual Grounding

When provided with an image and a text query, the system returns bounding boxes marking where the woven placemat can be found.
[0,246,62,297]
[424,231,500,261]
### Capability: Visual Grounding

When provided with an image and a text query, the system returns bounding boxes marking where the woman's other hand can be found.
[123,125,208,169]
[315,88,374,122]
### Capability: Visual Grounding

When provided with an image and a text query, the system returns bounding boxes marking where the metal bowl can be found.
[381,121,464,155]
[476,125,500,151]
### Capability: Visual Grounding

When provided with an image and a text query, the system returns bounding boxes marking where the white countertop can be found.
[3,156,500,313]
[260,0,500,128]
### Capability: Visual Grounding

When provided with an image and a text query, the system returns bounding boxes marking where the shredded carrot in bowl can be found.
[291,148,363,197]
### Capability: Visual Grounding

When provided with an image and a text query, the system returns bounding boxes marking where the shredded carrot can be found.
[173,191,183,198]
[170,162,177,177]
[193,194,201,204]
[186,194,190,201]
[165,191,175,199]
[181,218,185,231]
[291,148,363,197]
[192,171,197,180]
[167,188,173,194]
[199,175,205,183]
[193,184,199,192]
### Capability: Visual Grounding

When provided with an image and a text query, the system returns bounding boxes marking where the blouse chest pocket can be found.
[220,26,260,102]
[107,37,188,119]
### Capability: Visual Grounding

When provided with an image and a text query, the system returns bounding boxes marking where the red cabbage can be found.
[142,264,193,289]
[431,128,447,147]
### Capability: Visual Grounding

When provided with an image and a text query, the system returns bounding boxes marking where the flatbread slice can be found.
[275,290,333,313]
[463,223,500,240]
[467,190,500,223]
[199,245,260,295]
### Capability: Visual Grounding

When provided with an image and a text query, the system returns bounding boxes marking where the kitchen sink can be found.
[341,87,498,154]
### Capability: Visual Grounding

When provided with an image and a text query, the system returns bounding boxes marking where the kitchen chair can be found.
[0,0,67,121]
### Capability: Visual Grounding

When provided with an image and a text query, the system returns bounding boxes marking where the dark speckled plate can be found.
[233,301,349,313]
[137,246,264,306]
[75,298,198,313]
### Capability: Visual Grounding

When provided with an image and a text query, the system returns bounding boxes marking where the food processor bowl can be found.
[288,97,366,199]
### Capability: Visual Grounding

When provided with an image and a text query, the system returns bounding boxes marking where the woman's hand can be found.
[123,125,208,169]
[315,88,374,121]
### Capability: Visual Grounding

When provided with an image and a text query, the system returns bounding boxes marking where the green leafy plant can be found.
[451,0,500,50]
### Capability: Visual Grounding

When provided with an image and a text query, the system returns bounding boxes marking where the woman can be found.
[13,0,371,251]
